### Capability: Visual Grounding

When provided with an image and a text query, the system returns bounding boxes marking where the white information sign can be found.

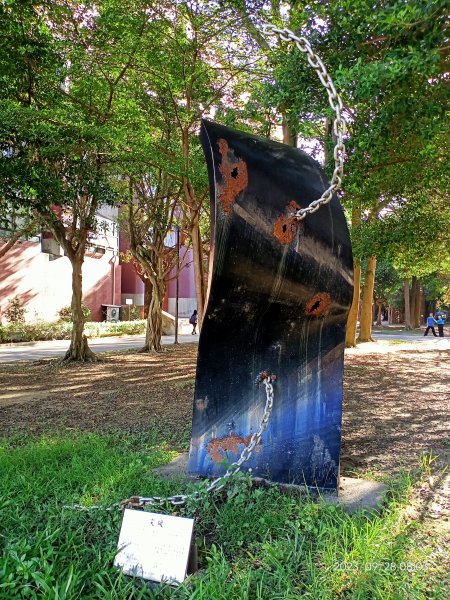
[114,509,194,585]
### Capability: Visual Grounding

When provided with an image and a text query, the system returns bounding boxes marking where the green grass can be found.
[0,432,446,599]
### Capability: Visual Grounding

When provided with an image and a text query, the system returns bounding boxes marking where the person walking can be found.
[436,315,445,337]
[424,313,438,337]
[189,309,198,335]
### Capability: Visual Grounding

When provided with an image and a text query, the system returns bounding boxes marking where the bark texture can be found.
[346,204,362,347]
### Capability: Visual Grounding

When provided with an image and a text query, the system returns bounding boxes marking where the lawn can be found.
[0,341,449,598]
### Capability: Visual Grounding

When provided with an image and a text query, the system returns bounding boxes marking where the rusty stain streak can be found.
[207,432,252,463]
[217,139,248,215]
[305,292,331,317]
[273,201,301,244]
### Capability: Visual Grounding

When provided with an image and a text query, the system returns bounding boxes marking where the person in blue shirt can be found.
[189,309,198,335]
[424,313,438,337]
[436,315,445,337]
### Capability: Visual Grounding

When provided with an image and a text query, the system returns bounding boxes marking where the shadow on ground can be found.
[0,342,449,478]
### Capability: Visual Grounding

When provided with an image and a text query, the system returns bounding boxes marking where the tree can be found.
[0,0,151,360]
[125,1,264,324]
[122,172,181,352]
[382,189,450,326]
[247,1,448,344]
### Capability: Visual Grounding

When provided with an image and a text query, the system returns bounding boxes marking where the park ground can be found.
[0,338,449,598]
[1,338,448,479]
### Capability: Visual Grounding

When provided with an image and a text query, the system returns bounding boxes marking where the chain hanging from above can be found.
[261,24,347,221]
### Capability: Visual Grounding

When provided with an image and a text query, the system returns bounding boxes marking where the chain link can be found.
[261,24,346,221]
[63,377,274,512]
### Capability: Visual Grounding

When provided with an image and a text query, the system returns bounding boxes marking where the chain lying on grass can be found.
[261,24,346,221]
[63,374,275,513]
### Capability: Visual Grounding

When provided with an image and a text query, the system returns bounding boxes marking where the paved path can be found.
[372,330,447,342]
[0,333,199,363]
[0,328,447,363]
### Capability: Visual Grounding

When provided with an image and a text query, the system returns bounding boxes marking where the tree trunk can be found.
[358,256,376,342]
[410,277,416,327]
[190,210,206,326]
[143,279,152,319]
[403,278,412,330]
[180,123,206,327]
[64,253,96,362]
[282,112,297,147]
[141,279,165,353]
[411,277,421,328]
[376,302,383,326]
[345,259,361,347]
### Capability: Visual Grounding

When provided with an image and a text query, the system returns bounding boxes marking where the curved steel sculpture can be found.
[188,120,353,491]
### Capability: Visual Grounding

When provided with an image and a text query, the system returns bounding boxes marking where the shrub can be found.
[0,320,146,343]
[4,297,26,323]
[57,304,91,322]
[129,305,141,321]
[84,320,146,338]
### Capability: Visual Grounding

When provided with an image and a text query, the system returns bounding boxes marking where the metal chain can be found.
[204,374,274,495]
[63,376,274,512]
[261,24,346,221]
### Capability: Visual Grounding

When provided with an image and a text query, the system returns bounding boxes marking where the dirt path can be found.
[0,340,448,478]
[342,340,450,476]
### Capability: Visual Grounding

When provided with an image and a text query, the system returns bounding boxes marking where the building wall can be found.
[166,248,197,317]
[0,240,121,323]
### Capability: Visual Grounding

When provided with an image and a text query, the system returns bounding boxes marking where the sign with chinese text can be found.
[114,509,194,585]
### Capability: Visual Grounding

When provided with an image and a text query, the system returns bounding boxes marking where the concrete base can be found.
[330,476,388,513]
[153,453,388,513]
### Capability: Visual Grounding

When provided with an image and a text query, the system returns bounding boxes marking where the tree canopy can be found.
[0,0,448,355]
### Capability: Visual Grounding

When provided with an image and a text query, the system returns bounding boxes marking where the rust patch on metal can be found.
[273,201,301,244]
[207,433,253,463]
[305,292,331,317]
[217,139,248,215]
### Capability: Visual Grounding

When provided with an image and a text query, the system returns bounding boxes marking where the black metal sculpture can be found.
[188,120,353,491]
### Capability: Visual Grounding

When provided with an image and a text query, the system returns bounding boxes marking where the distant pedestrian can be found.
[424,313,438,337]
[436,315,445,337]
[189,309,198,335]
